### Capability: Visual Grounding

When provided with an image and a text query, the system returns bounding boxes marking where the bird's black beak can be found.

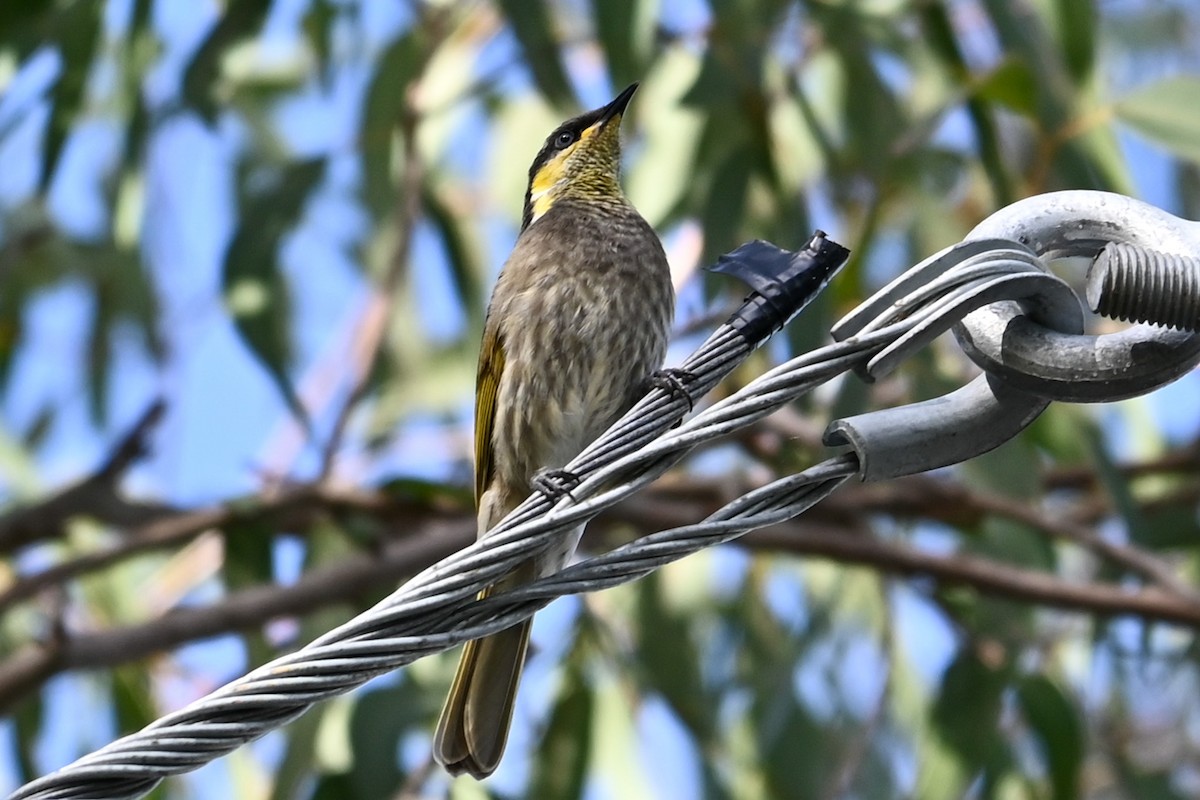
[599,83,638,126]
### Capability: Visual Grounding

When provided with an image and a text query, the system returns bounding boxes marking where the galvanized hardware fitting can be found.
[826,237,1082,481]
[1087,242,1200,333]
[831,237,1084,380]
[956,190,1200,402]
[826,190,1200,481]
[824,373,1049,482]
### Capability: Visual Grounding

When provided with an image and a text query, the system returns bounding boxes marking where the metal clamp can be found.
[826,237,1082,481]
[824,373,1048,482]
[826,191,1200,480]
[955,191,1200,402]
[831,238,1084,380]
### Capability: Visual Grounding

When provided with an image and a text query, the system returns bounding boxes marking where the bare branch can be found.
[0,399,170,556]
[1042,442,1200,490]
[0,485,452,612]
[6,506,1200,715]
[742,525,1200,627]
[844,477,1200,602]
[0,519,472,713]
[2,455,1196,714]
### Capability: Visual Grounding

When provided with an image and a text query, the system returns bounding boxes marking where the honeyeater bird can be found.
[433,83,675,778]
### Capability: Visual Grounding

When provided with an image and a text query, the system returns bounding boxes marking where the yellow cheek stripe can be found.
[529,156,563,224]
[531,149,568,194]
[531,190,555,223]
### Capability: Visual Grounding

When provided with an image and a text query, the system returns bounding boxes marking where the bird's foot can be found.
[645,367,698,413]
[532,468,582,503]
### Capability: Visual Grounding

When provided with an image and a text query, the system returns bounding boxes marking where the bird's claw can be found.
[646,367,697,413]
[532,468,582,502]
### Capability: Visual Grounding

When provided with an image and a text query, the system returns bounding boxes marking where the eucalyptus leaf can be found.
[221,158,326,429]
[182,0,272,123]
[495,0,574,108]
[529,665,593,800]
[1017,674,1083,800]
[1116,77,1200,165]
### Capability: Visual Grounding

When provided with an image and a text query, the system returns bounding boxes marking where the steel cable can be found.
[12,244,1051,800]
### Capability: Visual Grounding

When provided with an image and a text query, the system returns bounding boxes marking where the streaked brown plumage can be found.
[433,83,674,779]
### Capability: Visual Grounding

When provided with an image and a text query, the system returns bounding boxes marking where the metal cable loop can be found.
[12,247,1052,800]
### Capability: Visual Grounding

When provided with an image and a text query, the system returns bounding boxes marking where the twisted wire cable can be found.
[11,242,1051,800]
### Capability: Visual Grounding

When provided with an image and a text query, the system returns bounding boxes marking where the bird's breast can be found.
[486,205,673,493]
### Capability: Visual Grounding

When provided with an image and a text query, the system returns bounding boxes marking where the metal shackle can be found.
[956,190,1200,402]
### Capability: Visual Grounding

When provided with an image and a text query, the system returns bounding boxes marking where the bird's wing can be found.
[474,318,505,505]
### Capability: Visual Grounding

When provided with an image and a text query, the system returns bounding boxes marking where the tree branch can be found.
[0,484,453,612]
[3,447,1197,713]
[0,399,170,556]
[6,507,1200,715]
[843,477,1200,602]
[741,524,1200,627]
[1042,442,1200,490]
[0,518,473,713]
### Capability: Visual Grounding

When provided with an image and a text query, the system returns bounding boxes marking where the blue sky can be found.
[2,0,1199,797]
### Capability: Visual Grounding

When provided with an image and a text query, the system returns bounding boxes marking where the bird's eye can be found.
[553,130,576,149]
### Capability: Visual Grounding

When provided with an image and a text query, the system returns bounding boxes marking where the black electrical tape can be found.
[709,231,850,346]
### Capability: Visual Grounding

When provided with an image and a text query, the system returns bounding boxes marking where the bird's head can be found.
[521,83,638,231]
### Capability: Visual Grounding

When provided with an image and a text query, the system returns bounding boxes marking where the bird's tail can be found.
[435,483,587,780]
[433,561,535,779]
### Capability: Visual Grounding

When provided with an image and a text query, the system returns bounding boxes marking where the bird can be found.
[433,82,675,779]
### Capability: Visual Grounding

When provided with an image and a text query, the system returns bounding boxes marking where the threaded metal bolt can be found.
[1086,242,1200,333]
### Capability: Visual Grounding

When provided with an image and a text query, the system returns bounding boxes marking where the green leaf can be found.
[79,243,158,423]
[1116,76,1200,164]
[270,705,327,800]
[806,4,905,177]
[1016,674,1082,800]
[222,520,274,589]
[1114,768,1191,800]
[360,31,424,220]
[962,434,1042,500]
[303,0,338,83]
[761,700,837,800]
[221,158,326,429]
[932,648,1010,767]
[309,772,358,800]
[422,181,485,330]
[182,0,272,123]
[979,0,1073,128]
[19,403,54,451]
[1055,124,1135,194]
[347,680,439,800]
[529,665,593,799]
[86,277,114,423]
[625,47,706,227]
[633,573,714,740]
[589,0,658,88]
[41,0,102,189]
[9,690,42,783]
[0,0,54,55]
[1178,162,1200,220]
[700,144,754,264]
[1084,429,1155,550]
[918,2,1015,205]
[1053,0,1096,84]
[1138,504,1200,550]
[495,0,574,107]
[112,665,158,738]
[974,59,1039,118]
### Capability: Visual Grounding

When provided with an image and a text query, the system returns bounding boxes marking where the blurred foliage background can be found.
[2,0,1200,798]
